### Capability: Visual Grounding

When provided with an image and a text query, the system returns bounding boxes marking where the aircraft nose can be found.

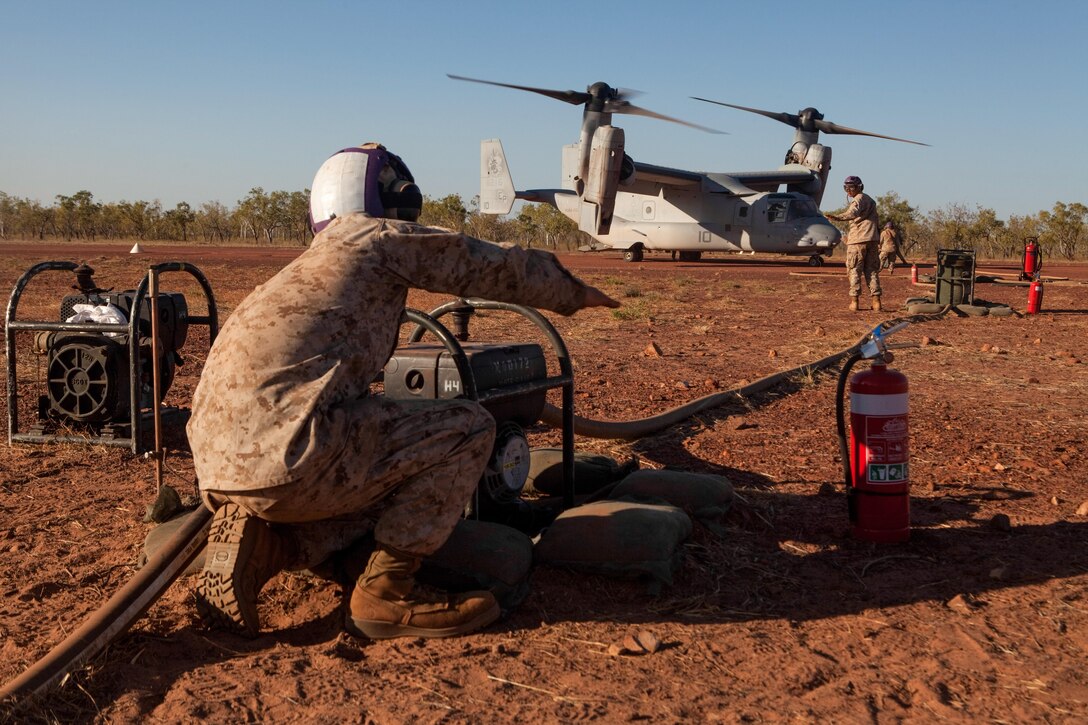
[803,219,841,248]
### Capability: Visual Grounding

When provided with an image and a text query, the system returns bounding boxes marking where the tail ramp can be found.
[480,139,516,215]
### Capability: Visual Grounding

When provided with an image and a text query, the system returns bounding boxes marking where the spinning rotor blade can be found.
[619,102,724,134]
[448,74,591,106]
[809,119,930,146]
[450,74,722,133]
[691,98,800,128]
[691,96,929,146]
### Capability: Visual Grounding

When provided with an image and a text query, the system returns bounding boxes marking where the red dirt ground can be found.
[1,242,1086,723]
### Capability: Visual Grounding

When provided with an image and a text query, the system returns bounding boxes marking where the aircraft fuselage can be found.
[555,186,840,256]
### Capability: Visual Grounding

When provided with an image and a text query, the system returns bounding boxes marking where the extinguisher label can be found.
[863,413,910,485]
[867,462,909,483]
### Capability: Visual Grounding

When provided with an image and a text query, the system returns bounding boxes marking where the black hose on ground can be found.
[541,343,866,440]
[0,505,212,705]
[542,309,950,440]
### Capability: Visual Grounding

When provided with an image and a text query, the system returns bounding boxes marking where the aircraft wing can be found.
[633,161,815,196]
[719,166,816,193]
[632,161,703,187]
[633,161,760,197]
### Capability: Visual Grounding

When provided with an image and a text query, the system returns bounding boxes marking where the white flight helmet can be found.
[308,142,423,233]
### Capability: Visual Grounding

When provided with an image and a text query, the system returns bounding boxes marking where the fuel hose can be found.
[542,309,949,440]
[0,506,212,704]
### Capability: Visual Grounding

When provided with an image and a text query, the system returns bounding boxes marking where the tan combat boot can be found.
[849,296,860,312]
[196,502,295,638]
[348,545,500,640]
[872,296,883,312]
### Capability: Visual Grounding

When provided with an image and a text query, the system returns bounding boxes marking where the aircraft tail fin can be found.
[479,139,516,215]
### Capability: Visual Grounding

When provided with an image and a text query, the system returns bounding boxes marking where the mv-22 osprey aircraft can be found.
[450,75,926,266]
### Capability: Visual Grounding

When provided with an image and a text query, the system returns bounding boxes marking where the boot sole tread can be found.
[195,504,261,638]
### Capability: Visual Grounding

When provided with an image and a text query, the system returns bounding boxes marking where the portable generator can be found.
[387,300,575,528]
[38,288,189,425]
[6,261,219,453]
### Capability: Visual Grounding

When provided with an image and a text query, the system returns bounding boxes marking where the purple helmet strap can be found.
[337,146,389,218]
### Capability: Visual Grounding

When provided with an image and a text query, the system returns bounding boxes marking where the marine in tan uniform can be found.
[188,143,619,640]
[826,175,882,311]
[879,221,907,274]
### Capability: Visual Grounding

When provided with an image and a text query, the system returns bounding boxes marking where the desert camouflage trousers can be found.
[202,397,496,568]
[846,242,882,298]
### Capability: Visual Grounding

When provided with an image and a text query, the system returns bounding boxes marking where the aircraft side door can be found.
[734,200,753,250]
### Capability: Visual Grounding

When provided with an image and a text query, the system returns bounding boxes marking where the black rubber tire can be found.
[623,248,643,263]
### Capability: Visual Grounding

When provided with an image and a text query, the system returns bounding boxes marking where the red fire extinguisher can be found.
[1027,274,1044,314]
[1020,238,1042,281]
[910,263,918,284]
[837,334,910,543]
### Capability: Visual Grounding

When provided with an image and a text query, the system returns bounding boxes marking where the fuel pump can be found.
[836,323,911,543]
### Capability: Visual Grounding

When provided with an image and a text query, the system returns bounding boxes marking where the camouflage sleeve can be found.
[839,196,865,221]
[377,221,590,315]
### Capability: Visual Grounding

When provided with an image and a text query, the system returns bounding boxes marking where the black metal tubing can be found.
[401,308,477,400]
[408,299,577,509]
[5,261,219,453]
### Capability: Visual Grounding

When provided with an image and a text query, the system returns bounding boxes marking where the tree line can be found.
[0,188,581,249]
[0,188,312,245]
[2,187,1085,259]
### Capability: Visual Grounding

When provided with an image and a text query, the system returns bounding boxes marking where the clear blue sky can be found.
[2,0,1085,220]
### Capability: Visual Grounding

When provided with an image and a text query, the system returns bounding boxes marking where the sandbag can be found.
[310,519,534,610]
[534,500,692,590]
[421,519,534,610]
[954,303,989,317]
[525,447,639,496]
[609,469,733,530]
[907,302,946,314]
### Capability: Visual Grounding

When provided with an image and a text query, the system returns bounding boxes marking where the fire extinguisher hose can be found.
[836,352,864,490]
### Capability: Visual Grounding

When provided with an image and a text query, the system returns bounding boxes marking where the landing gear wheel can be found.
[623,248,644,263]
[808,255,825,267]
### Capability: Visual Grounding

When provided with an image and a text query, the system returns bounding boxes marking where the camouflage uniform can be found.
[879,226,907,270]
[837,192,881,298]
[188,213,589,564]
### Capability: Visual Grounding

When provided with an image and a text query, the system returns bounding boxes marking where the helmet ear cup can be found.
[380,179,423,222]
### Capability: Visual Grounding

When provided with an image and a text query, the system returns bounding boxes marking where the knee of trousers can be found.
[458,399,497,448]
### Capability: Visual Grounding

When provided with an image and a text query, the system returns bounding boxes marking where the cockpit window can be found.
[767,202,787,222]
[788,198,820,219]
